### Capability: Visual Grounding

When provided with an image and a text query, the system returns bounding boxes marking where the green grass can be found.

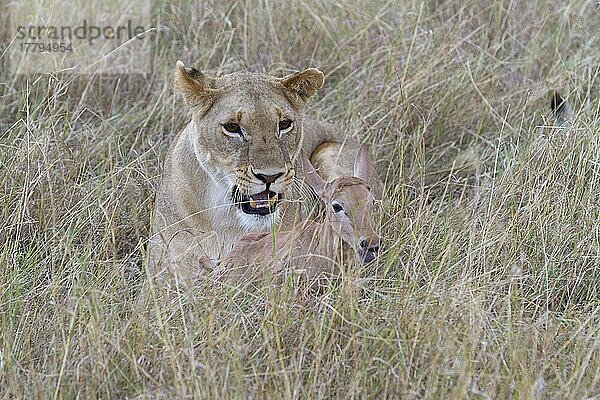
[1,0,599,398]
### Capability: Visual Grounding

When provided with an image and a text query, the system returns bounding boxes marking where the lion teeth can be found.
[246,193,279,210]
[269,195,278,208]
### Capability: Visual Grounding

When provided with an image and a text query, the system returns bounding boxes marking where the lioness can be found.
[149,61,353,282]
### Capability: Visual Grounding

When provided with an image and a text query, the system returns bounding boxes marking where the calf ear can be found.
[300,152,326,196]
[175,60,218,114]
[353,144,375,182]
[280,68,324,104]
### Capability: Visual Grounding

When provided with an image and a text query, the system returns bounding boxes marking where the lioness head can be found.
[175,61,324,228]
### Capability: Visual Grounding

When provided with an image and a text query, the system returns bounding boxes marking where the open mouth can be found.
[234,187,282,216]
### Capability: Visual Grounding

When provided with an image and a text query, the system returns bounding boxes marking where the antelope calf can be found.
[212,145,381,283]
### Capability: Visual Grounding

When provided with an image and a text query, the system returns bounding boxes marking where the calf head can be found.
[301,145,381,263]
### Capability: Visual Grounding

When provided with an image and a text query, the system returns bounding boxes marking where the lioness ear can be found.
[280,68,324,103]
[300,151,326,196]
[353,144,375,182]
[175,60,218,114]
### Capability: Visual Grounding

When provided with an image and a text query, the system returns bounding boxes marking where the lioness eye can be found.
[223,122,241,134]
[332,203,343,213]
[278,119,294,135]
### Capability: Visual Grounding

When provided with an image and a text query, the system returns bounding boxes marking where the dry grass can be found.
[1,0,599,398]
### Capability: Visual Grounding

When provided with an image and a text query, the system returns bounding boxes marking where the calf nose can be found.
[359,237,381,253]
[358,236,381,264]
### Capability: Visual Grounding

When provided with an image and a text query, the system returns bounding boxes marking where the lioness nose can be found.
[254,171,283,184]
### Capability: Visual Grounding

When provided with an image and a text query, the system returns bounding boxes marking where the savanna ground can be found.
[1,0,599,398]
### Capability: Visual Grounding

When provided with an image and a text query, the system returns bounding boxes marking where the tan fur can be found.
[149,62,356,283]
[212,155,380,284]
[311,141,383,199]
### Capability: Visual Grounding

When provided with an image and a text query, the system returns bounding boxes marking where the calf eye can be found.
[332,203,343,213]
[278,119,294,135]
